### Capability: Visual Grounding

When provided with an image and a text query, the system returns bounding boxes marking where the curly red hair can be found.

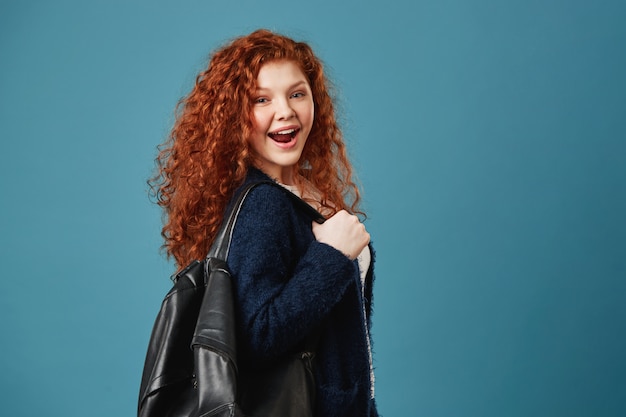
[150,29,363,268]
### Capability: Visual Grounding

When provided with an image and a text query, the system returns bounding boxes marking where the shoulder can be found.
[231,167,318,237]
[228,177,302,266]
[239,182,293,218]
[234,167,297,216]
[229,177,296,239]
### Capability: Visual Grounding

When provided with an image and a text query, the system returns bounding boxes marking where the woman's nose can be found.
[275,98,296,120]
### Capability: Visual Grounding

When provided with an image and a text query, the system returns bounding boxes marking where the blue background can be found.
[1,0,625,415]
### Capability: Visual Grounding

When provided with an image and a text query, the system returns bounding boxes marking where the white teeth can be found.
[275,129,295,134]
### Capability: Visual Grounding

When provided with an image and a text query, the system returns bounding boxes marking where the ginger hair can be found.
[150,29,363,269]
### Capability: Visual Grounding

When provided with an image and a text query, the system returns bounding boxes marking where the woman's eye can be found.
[254,97,268,104]
[291,92,305,99]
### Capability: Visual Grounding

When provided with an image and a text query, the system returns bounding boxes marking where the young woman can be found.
[150,29,378,417]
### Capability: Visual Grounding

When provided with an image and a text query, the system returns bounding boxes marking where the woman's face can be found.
[249,60,314,184]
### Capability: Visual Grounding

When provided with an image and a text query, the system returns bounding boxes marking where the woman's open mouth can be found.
[268,128,300,143]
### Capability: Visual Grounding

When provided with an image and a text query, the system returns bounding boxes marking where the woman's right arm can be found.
[227,185,362,362]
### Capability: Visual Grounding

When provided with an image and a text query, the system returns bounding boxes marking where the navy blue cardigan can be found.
[226,168,378,417]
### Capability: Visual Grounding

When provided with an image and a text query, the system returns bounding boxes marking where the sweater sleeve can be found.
[226,184,359,361]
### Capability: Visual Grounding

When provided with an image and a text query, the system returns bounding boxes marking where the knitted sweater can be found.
[227,168,379,417]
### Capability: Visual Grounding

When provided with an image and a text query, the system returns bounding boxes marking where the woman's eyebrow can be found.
[255,80,308,92]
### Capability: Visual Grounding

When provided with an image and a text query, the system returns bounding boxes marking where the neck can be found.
[253,163,297,185]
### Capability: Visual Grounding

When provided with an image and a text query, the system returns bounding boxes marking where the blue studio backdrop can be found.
[1,1,624,416]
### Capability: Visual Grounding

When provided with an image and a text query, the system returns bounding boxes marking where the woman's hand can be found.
[312,210,370,260]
